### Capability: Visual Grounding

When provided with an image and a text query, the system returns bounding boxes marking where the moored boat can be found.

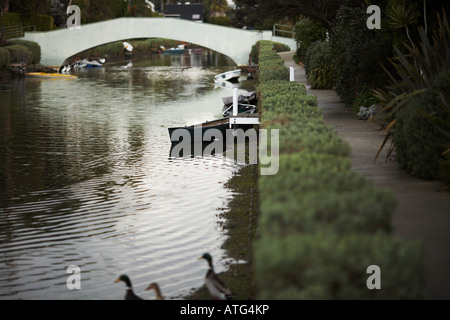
[168,118,230,142]
[222,103,256,117]
[26,72,78,79]
[214,69,241,83]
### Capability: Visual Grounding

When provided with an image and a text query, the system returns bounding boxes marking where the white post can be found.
[289,67,295,81]
[233,88,238,116]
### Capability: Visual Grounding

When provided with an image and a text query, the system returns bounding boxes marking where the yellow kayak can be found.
[26,72,78,79]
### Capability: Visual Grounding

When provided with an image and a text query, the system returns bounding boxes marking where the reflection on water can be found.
[0,51,256,299]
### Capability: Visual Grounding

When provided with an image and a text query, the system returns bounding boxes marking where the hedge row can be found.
[2,12,54,31]
[7,40,41,64]
[256,41,289,83]
[3,45,32,65]
[254,41,424,299]
[0,48,11,68]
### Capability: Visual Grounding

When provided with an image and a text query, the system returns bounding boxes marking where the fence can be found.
[2,25,36,40]
[272,24,296,39]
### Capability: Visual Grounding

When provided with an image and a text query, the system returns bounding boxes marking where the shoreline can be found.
[184,164,259,300]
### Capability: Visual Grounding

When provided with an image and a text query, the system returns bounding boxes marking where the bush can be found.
[395,91,445,179]
[0,48,11,68]
[305,41,335,89]
[294,18,326,61]
[2,12,53,31]
[7,40,41,64]
[4,45,32,65]
[253,38,424,299]
[251,41,291,65]
[255,233,424,299]
[206,16,231,26]
[331,6,391,106]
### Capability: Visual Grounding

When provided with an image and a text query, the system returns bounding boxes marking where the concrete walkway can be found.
[279,51,450,300]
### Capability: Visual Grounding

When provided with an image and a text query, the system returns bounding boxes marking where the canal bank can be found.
[184,163,259,300]
[279,51,450,299]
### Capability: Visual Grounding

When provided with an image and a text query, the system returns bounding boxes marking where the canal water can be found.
[0,51,255,299]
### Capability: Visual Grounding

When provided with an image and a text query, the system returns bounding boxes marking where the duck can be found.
[198,253,233,300]
[114,274,143,300]
[146,282,165,300]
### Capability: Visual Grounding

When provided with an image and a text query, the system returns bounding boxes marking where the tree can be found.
[233,0,362,29]
[9,0,48,15]
[1,0,8,46]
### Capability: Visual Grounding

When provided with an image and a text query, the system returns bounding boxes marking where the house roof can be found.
[164,4,205,22]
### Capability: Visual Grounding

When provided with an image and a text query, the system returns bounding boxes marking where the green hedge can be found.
[330,6,391,107]
[395,89,447,180]
[254,41,424,299]
[256,42,289,82]
[294,18,326,62]
[2,12,53,31]
[256,233,423,299]
[305,41,335,89]
[251,40,291,65]
[7,40,41,64]
[4,45,32,65]
[0,48,11,68]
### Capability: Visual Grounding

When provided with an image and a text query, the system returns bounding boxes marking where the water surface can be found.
[0,51,255,299]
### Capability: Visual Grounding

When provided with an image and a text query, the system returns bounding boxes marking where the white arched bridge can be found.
[22,18,296,66]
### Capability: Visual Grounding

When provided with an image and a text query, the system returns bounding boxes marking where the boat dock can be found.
[229,113,260,127]
[229,88,260,127]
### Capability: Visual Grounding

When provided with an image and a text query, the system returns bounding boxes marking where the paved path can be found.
[279,51,450,300]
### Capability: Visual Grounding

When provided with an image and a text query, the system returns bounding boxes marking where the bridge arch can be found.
[23,18,296,66]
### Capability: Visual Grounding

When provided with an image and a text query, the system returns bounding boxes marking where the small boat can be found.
[168,118,230,142]
[214,69,241,83]
[72,58,104,69]
[161,44,185,54]
[222,91,257,107]
[222,103,256,117]
[26,72,78,79]
[85,60,103,68]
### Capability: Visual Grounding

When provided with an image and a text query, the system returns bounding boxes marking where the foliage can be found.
[4,44,32,64]
[255,232,423,299]
[1,12,53,31]
[251,40,291,65]
[233,0,356,29]
[256,41,289,82]
[304,40,335,89]
[294,18,326,61]
[78,39,182,58]
[7,39,41,64]
[331,5,391,107]
[254,39,423,299]
[352,87,380,114]
[373,11,450,179]
[0,47,11,68]
[206,16,231,26]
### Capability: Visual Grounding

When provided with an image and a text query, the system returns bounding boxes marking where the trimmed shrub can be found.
[254,37,424,300]
[2,12,53,31]
[255,233,424,299]
[7,40,41,64]
[206,16,231,26]
[305,40,335,89]
[0,48,11,68]
[4,45,32,65]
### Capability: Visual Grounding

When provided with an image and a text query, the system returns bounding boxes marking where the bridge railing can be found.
[2,25,37,40]
[272,24,296,39]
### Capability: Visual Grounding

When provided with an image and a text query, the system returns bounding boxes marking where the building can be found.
[164,3,204,22]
